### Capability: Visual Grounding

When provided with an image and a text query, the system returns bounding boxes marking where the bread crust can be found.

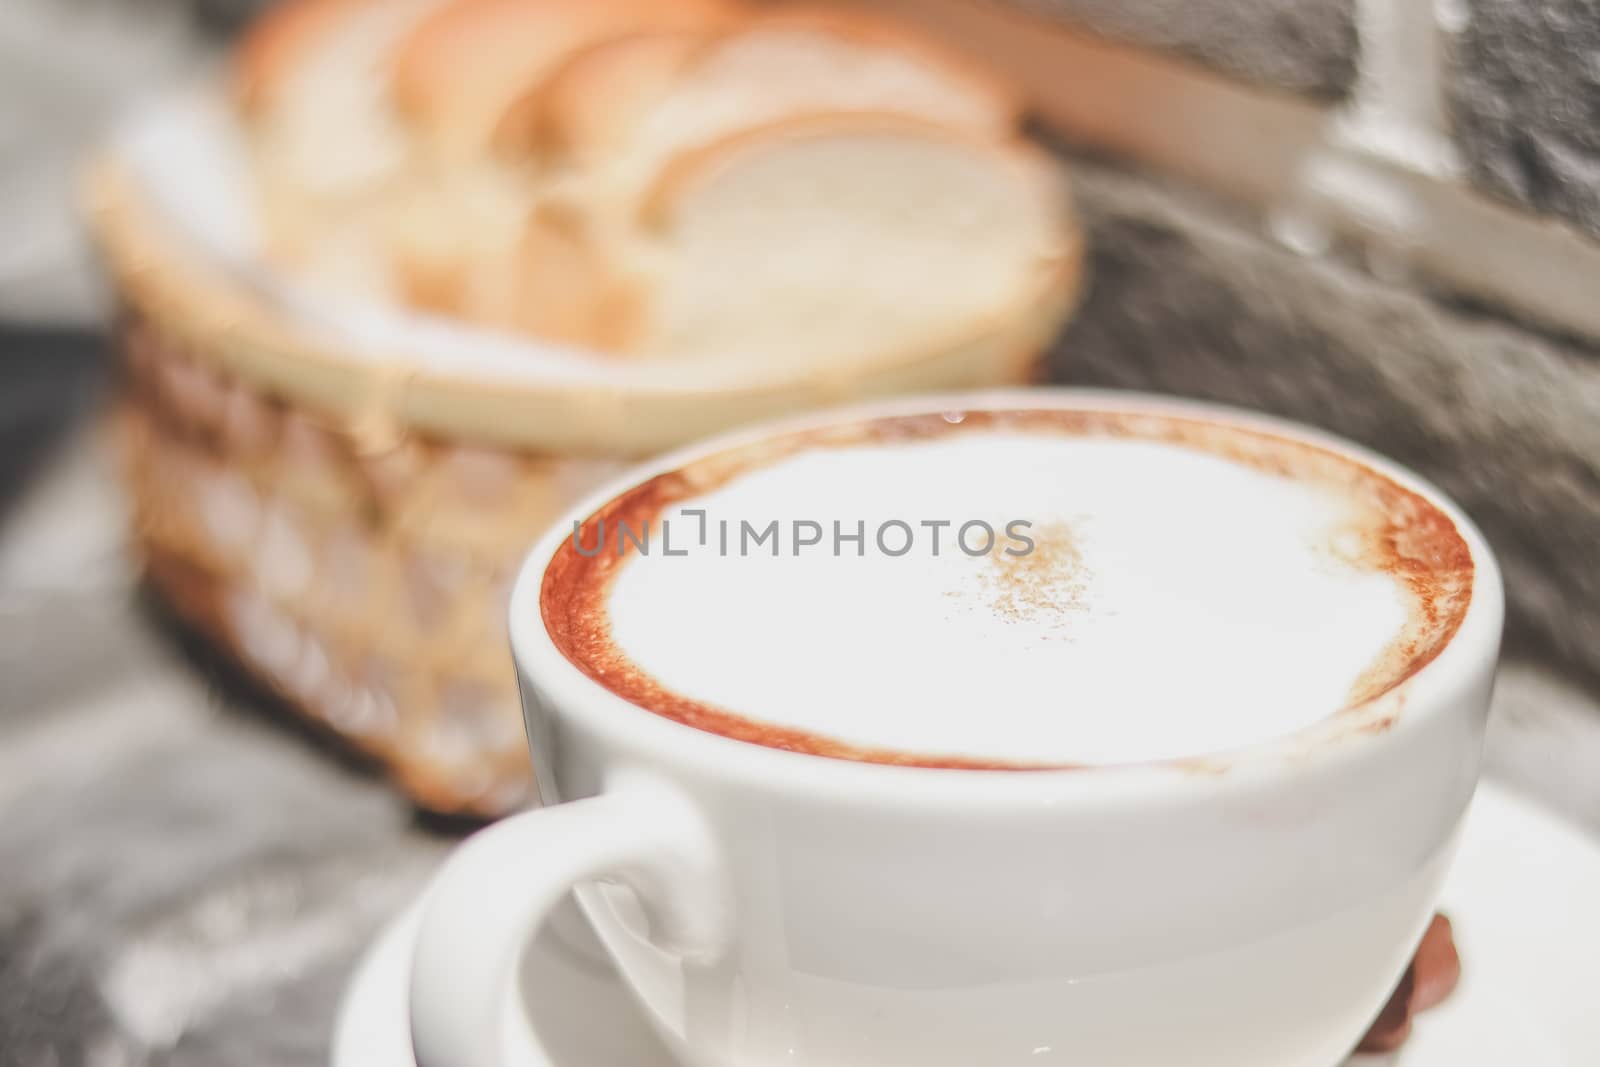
[493,25,705,345]
[385,0,739,325]
[494,28,713,166]
[511,198,651,351]
[493,26,690,347]
[638,110,1061,230]
[521,4,1022,171]
[393,0,739,159]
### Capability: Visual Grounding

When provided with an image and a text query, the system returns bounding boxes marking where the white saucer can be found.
[332,782,1600,1066]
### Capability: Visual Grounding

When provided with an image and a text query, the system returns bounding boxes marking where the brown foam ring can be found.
[542,407,1475,768]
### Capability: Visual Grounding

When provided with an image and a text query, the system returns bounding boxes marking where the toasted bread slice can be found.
[524,115,1075,364]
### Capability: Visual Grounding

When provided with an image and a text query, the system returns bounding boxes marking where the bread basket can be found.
[84,86,1081,816]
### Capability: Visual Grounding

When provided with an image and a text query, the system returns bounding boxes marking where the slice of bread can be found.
[231,0,1068,372]
[234,0,446,299]
[531,6,1019,178]
[493,29,709,171]
[614,115,1075,367]
[482,29,713,344]
[504,7,1023,348]
[393,0,741,164]
[382,0,738,320]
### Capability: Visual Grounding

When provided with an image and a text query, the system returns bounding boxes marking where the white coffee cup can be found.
[409,390,1503,1067]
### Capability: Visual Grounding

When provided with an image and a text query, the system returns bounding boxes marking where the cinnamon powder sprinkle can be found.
[978,520,1090,626]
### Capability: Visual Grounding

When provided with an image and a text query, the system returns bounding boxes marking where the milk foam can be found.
[601,430,1416,765]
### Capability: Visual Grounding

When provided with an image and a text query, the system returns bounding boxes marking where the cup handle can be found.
[409,775,728,1067]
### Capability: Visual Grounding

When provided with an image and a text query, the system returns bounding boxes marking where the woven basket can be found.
[85,154,1082,816]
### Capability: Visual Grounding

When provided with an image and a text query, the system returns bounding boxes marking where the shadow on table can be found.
[0,326,108,519]
[135,581,491,839]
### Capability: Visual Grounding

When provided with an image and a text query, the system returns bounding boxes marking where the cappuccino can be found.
[541,405,1473,767]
